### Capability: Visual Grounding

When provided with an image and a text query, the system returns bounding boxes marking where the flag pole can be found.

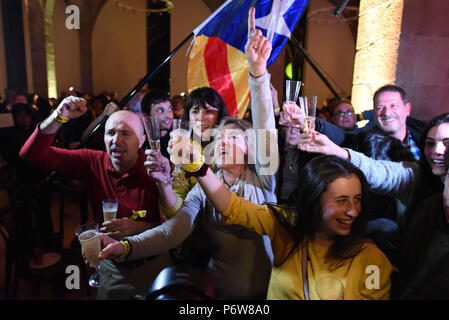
[78,32,194,149]
[290,35,342,100]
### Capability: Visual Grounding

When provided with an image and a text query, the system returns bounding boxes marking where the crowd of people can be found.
[1,7,449,300]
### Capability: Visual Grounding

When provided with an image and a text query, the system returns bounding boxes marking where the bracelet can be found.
[115,238,133,263]
[181,153,206,172]
[53,111,70,123]
[184,162,209,178]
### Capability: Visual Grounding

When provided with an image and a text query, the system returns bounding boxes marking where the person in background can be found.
[298,112,449,229]
[371,85,421,160]
[171,94,186,119]
[331,101,360,133]
[317,107,332,122]
[393,142,449,299]
[141,90,174,159]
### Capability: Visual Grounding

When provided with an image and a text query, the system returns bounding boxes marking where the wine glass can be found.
[76,223,102,287]
[315,274,344,300]
[143,116,161,152]
[280,80,302,127]
[166,119,194,184]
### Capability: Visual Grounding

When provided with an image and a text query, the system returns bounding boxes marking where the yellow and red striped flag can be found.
[187,0,308,117]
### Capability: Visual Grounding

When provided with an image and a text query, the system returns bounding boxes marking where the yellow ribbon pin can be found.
[130,210,146,220]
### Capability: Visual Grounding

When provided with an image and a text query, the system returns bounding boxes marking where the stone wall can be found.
[396,0,449,122]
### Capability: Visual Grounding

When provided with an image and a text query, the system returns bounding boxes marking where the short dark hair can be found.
[334,100,354,111]
[183,87,229,122]
[373,84,408,105]
[350,129,415,162]
[141,90,170,115]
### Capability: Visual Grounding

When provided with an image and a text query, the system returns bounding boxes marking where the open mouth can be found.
[336,218,353,228]
[381,117,397,123]
[432,159,445,166]
[111,148,125,158]
[162,119,172,127]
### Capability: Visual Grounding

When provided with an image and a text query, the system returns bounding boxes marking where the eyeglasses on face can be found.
[335,110,354,117]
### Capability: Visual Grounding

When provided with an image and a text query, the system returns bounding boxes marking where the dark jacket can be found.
[392,194,449,299]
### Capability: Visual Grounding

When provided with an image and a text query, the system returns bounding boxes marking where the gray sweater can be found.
[347,148,420,209]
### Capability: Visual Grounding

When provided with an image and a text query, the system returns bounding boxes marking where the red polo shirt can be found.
[20,127,163,227]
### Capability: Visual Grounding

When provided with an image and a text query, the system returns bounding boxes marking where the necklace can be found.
[286,148,298,171]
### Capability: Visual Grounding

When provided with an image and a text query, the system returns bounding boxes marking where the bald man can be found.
[20,96,175,299]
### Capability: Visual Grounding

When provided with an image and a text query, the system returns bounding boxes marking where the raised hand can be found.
[279,102,305,128]
[245,7,272,78]
[55,95,87,119]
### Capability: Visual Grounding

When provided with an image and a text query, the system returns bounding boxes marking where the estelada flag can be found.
[187,0,309,117]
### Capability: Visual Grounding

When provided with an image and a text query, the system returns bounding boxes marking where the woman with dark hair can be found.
[182,86,229,146]
[164,154,392,299]
[158,87,231,267]
[298,112,449,229]
[415,113,449,200]
[392,143,449,299]
[100,116,276,299]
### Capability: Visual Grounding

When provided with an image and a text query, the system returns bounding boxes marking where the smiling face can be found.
[374,91,411,141]
[150,100,173,134]
[213,123,248,169]
[104,111,145,174]
[189,102,219,141]
[315,174,362,243]
[424,123,449,176]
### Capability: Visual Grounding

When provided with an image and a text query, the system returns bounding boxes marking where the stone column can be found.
[351,0,404,114]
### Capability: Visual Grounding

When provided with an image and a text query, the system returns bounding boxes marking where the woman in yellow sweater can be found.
[182,154,393,300]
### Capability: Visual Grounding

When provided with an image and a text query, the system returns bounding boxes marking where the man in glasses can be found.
[331,101,359,132]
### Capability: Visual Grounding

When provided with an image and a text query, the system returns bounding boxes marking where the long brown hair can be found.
[269,155,369,268]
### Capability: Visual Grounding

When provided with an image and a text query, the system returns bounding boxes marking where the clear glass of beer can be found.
[102,198,118,222]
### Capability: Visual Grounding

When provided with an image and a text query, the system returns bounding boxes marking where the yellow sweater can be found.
[222,193,393,300]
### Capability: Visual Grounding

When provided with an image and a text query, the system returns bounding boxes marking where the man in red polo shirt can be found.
[20,95,175,299]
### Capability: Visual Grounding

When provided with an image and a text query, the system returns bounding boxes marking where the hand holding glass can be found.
[280,80,302,126]
[143,116,161,152]
[76,223,101,287]
[166,119,193,184]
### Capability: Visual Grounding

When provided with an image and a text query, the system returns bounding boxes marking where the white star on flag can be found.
[255,0,296,42]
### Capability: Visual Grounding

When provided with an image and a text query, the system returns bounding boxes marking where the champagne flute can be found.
[76,223,102,288]
[315,275,344,300]
[143,116,161,152]
[166,119,193,184]
[300,95,317,134]
[281,80,302,127]
[102,198,118,222]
